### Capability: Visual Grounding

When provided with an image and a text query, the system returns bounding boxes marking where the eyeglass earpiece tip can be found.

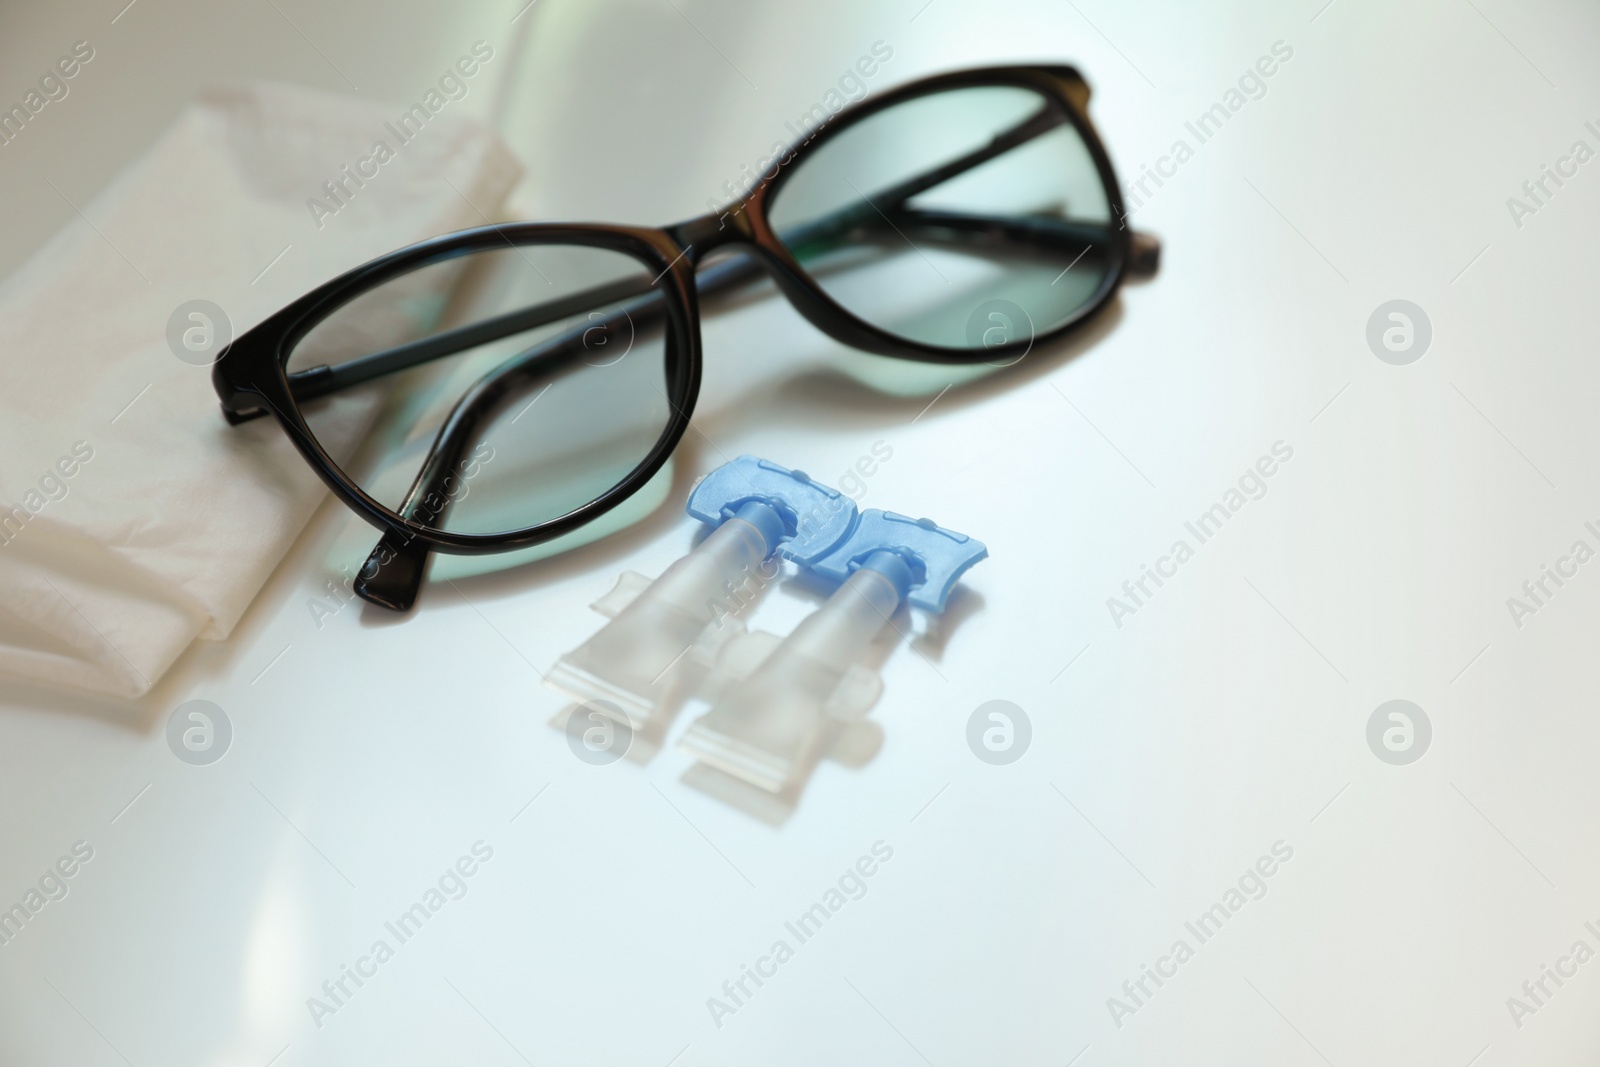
[1129,231,1161,279]
[352,534,429,612]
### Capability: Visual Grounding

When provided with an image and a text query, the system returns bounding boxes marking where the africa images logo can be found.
[305,41,496,229]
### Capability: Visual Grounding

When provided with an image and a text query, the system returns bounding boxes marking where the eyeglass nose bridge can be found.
[665,206,761,264]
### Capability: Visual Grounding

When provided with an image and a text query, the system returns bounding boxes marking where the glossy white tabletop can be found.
[3,1,1600,1064]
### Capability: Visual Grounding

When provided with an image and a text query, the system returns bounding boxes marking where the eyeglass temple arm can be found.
[280,273,659,410]
[743,101,1158,277]
[781,103,1071,249]
[850,206,1160,277]
[353,316,627,607]
[352,330,591,608]
[349,266,714,610]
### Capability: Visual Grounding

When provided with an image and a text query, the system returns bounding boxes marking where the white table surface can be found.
[4,0,1600,1064]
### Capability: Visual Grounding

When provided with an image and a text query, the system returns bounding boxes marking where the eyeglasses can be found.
[212,63,1158,611]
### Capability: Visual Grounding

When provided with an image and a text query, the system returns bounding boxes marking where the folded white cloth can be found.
[0,82,522,699]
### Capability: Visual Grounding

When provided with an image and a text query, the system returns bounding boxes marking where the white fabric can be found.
[0,82,522,699]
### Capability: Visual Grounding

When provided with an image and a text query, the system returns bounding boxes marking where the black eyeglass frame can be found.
[212,63,1145,605]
